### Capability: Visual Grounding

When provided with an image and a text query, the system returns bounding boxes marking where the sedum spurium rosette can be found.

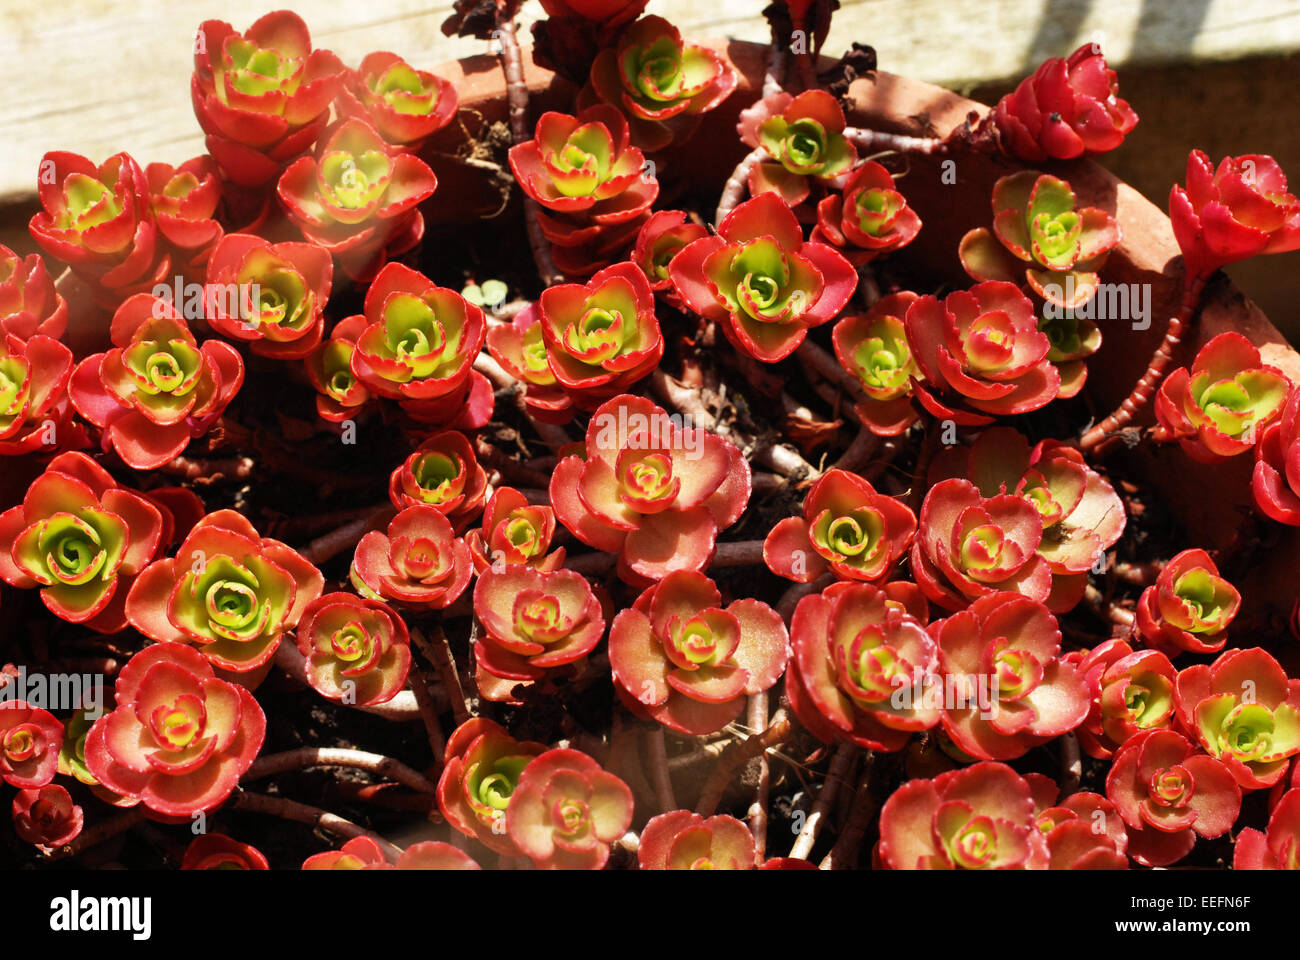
[1155,331,1291,463]
[959,171,1120,310]
[68,294,244,471]
[1234,788,1300,869]
[1170,151,1300,282]
[830,292,921,435]
[1174,647,1300,791]
[351,505,472,609]
[305,314,371,423]
[28,151,167,304]
[0,333,74,457]
[474,566,605,688]
[1027,782,1129,869]
[0,452,163,631]
[0,702,63,789]
[912,478,1052,612]
[990,43,1138,163]
[638,811,756,869]
[610,571,788,735]
[585,15,737,151]
[505,747,634,870]
[1070,639,1177,760]
[935,427,1125,612]
[277,118,438,279]
[631,209,707,301]
[182,832,269,870]
[549,394,751,583]
[904,281,1059,424]
[335,52,458,151]
[12,784,83,849]
[192,11,345,187]
[204,232,333,359]
[535,261,664,410]
[486,303,573,423]
[302,837,480,870]
[1254,383,1300,525]
[1136,549,1240,656]
[738,90,856,207]
[145,157,223,276]
[787,581,940,752]
[466,486,565,574]
[295,592,411,706]
[812,161,922,266]
[764,468,916,584]
[437,717,546,855]
[671,192,857,362]
[932,592,1088,760]
[126,509,324,673]
[0,243,68,340]
[348,261,491,428]
[1106,729,1241,867]
[388,429,488,530]
[84,643,266,817]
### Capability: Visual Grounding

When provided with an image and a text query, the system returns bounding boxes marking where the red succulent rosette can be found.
[296,592,411,706]
[536,261,663,409]
[738,90,857,207]
[505,747,634,870]
[68,294,244,471]
[388,430,488,530]
[145,156,223,274]
[0,333,74,457]
[0,243,68,340]
[1135,549,1239,656]
[305,314,372,423]
[764,468,916,584]
[932,591,1088,760]
[84,643,266,816]
[126,509,324,673]
[335,52,458,150]
[28,151,168,306]
[12,784,83,849]
[631,210,707,302]
[1254,383,1300,525]
[1072,639,1177,759]
[1154,331,1291,463]
[638,811,756,869]
[466,486,565,574]
[670,192,857,362]
[610,571,788,736]
[349,261,491,429]
[0,702,63,789]
[192,11,345,187]
[904,281,1059,424]
[182,833,269,869]
[1106,729,1241,867]
[1234,787,1300,869]
[437,717,547,855]
[277,118,438,280]
[990,43,1138,163]
[350,504,473,609]
[204,232,333,359]
[812,160,921,265]
[549,394,751,583]
[877,761,1043,870]
[474,566,605,686]
[1170,151,1300,281]
[585,15,737,151]
[1174,647,1300,790]
[1028,783,1129,869]
[787,581,940,752]
[912,478,1052,611]
[539,0,648,28]
[0,452,164,631]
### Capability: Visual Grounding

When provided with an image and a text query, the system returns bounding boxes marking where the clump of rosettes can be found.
[437,718,546,855]
[505,748,634,870]
[296,593,411,705]
[1135,550,1239,656]
[466,487,566,574]
[638,811,756,869]
[610,571,788,735]
[549,394,750,583]
[764,468,916,584]
[351,505,473,609]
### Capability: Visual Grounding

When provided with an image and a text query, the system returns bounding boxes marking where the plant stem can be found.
[1060,732,1082,797]
[763,45,787,98]
[843,126,945,154]
[412,626,473,727]
[747,692,771,861]
[777,572,836,622]
[646,727,677,813]
[820,753,877,869]
[245,747,437,793]
[788,742,855,860]
[228,791,403,863]
[696,706,792,817]
[564,539,766,575]
[299,504,392,565]
[1078,274,1208,452]
[42,807,148,861]
[833,424,882,473]
[715,146,767,224]
[407,659,448,772]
